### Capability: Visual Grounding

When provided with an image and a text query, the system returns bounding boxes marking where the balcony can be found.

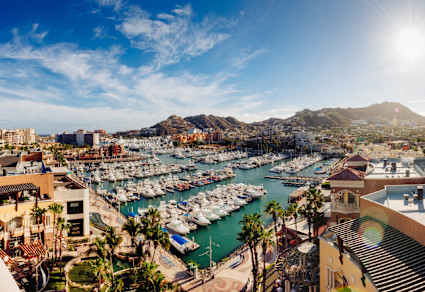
[12,227,24,237]
[333,201,358,209]
[30,224,44,233]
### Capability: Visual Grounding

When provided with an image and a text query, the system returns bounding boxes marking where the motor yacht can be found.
[191,214,211,226]
[166,219,190,235]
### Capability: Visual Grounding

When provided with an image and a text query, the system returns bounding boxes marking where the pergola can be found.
[19,241,46,259]
[0,183,40,210]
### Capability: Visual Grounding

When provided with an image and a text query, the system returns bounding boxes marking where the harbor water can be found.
[93,155,327,268]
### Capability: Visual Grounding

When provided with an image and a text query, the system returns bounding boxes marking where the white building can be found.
[24,128,36,144]
[294,131,317,150]
[53,172,90,238]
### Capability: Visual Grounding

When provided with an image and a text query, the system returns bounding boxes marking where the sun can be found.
[394,27,425,61]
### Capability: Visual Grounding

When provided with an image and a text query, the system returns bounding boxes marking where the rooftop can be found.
[365,162,420,179]
[328,216,425,292]
[364,184,425,225]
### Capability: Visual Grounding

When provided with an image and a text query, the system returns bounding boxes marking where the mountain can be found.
[256,102,425,128]
[151,114,249,135]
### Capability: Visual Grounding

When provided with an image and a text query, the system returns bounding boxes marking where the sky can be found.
[1,0,425,133]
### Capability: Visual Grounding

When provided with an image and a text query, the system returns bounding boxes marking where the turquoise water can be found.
[93,154,326,268]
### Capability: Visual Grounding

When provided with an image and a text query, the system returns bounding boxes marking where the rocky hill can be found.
[151,114,249,135]
[256,102,425,128]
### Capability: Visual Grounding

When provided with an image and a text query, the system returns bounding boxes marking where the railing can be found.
[333,201,358,209]
[12,227,24,236]
[31,224,44,233]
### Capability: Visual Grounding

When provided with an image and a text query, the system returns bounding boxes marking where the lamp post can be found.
[199,236,220,278]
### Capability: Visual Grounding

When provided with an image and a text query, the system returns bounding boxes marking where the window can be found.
[8,217,23,230]
[67,201,84,214]
[68,219,84,237]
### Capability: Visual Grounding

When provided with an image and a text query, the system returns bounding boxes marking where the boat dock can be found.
[314,158,341,174]
[264,174,323,186]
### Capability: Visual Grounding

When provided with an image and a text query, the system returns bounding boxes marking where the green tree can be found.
[261,228,275,292]
[122,217,141,248]
[57,218,71,279]
[89,256,112,290]
[264,200,282,248]
[31,207,47,241]
[103,226,123,285]
[48,203,64,262]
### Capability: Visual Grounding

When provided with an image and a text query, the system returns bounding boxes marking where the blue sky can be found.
[1,0,425,133]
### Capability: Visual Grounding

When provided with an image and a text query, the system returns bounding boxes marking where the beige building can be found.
[0,171,90,257]
[0,128,36,146]
[327,155,425,224]
[320,184,425,291]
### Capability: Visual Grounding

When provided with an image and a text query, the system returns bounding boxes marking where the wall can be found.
[319,237,377,292]
[361,195,425,246]
[54,188,90,237]
[364,177,425,195]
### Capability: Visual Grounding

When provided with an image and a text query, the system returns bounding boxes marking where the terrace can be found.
[0,183,52,208]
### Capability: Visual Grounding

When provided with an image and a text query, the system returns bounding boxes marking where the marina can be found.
[84,153,329,268]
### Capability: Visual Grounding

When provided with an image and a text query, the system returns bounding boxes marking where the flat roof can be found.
[364,184,425,225]
[329,216,425,292]
[365,162,420,179]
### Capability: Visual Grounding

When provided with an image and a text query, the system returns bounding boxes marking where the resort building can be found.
[327,154,425,224]
[0,128,36,146]
[320,183,425,291]
[0,173,55,256]
[0,171,90,258]
[56,130,100,147]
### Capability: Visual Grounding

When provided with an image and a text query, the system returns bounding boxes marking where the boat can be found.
[202,209,220,221]
[178,201,190,212]
[191,214,211,226]
[166,219,190,235]
[170,234,192,254]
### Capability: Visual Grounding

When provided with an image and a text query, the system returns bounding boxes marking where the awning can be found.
[0,248,13,265]
[19,241,46,258]
[0,183,38,195]
[171,234,187,245]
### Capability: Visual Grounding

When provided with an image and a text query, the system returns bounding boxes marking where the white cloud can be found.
[116,4,231,69]
[232,48,266,69]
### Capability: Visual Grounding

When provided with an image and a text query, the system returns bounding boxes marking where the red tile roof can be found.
[346,154,370,162]
[328,167,365,181]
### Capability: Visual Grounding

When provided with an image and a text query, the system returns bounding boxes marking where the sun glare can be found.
[394,27,425,61]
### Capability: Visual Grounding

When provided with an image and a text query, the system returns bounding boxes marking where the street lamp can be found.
[199,236,220,278]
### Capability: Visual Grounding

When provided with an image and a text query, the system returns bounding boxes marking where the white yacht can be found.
[191,214,211,226]
[166,219,190,235]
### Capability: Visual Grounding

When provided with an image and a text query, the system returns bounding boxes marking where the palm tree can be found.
[122,217,141,248]
[86,237,108,259]
[261,228,275,292]
[48,203,63,261]
[111,277,124,292]
[57,217,71,279]
[132,261,169,292]
[289,202,300,243]
[299,201,314,241]
[264,200,282,247]
[145,207,162,228]
[31,207,47,241]
[103,226,123,285]
[151,225,170,261]
[238,213,263,292]
[89,256,112,290]
[278,208,289,249]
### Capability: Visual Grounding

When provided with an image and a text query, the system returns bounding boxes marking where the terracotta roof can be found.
[19,241,46,258]
[328,167,365,181]
[346,154,370,162]
[0,248,13,265]
[329,216,425,292]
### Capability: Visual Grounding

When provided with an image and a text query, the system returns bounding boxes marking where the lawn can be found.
[68,261,97,286]
[45,267,66,291]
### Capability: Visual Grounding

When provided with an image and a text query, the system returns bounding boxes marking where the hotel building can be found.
[327,154,425,224]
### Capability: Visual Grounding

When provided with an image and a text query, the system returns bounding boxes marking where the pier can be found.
[71,155,148,164]
[264,174,323,186]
